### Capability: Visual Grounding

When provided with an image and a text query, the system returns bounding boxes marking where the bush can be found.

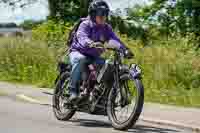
[32,20,72,49]
[20,20,44,30]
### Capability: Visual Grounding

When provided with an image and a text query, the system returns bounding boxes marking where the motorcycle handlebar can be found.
[89,43,134,59]
[89,44,120,51]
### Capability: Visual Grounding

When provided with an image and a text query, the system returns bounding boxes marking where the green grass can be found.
[0,36,200,107]
[0,90,7,96]
[122,37,200,107]
[0,37,58,88]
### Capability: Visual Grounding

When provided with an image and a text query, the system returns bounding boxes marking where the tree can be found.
[135,0,200,35]
[0,23,17,28]
[19,20,43,30]
[0,0,36,8]
[0,0,92,21]
[44,0,93,21]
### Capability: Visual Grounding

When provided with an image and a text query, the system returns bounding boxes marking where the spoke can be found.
[59,85,70,113]
[126,105,129,116]
[113,79,138,123]
[121,106,128,120]
[118,108,125,120]
[121,107,127,121]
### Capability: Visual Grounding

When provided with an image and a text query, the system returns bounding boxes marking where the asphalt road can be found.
[0,96,193,133]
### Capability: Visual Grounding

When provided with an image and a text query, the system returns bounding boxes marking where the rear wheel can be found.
[53,72,76,121]
[107,78,144,130]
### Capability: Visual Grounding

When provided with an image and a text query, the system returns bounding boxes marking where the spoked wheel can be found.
[107,78,144,130]
[53,72,76,121]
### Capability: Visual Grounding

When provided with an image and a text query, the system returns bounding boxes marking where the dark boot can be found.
[68,87,79,104]
[68,93,79,104]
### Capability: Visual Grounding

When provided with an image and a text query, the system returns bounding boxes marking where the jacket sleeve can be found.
[76,21,93,47]
[107,25,126,50]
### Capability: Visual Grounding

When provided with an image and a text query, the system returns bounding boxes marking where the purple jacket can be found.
[70,17,125,58]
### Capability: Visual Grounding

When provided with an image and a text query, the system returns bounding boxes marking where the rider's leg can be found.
[69,51,89,100]
[86,57,105,92]
[94,56,105,65]
[69,54,105,99]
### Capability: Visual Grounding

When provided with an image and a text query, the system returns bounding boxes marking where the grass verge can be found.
[0,37,58,88]
[0,90,7,96]
[0,37,200,107]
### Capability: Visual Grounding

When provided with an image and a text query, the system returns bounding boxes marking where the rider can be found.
[68,0,129,102]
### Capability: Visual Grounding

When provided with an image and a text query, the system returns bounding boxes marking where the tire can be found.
[52,72,76,121]
[107,78,144,130]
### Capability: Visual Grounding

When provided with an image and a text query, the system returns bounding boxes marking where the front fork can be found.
[54,75,60,85]
[113,63,128,107]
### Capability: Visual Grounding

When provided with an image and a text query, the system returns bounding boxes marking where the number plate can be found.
[129,64,142,79]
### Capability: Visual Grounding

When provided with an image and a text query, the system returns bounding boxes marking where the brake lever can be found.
[124,50,134,59]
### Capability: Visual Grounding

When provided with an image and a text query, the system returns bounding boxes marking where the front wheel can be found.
[52,72,76,121]
[107,78,144,130]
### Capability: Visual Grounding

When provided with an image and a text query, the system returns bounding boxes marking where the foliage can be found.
[113,0,199,50]
[129,0,200,35]
[0,0,36,7]
[32,20,71,49]
[0,0,92,21]
[47,0,93,21]
[19,20,44,30]
[109,11,149,45]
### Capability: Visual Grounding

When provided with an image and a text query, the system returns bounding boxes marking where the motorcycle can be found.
[52,45,144,130]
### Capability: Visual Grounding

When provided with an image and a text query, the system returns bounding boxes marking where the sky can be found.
[0,0,149,24]
[105,0,149,10]
[0,0,49,24]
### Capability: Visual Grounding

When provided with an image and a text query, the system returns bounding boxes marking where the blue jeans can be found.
[69,51,105,95]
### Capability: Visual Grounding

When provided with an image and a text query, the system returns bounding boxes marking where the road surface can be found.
[0,95,193,133]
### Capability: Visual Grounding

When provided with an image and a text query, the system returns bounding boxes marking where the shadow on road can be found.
[70,118,111,128]
[69,118,180,133]
[129,125,179,133]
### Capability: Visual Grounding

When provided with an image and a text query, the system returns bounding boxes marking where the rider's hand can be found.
[90,41,104,48]
[107,40,121,49]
